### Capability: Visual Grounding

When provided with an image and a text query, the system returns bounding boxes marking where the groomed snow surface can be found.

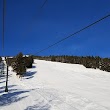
[0,59,110,110]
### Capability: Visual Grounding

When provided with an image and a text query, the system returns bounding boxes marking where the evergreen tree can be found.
[0,56,2,62]
[51,56,56,61]
[14,52,26,76]
[24,55,33,68]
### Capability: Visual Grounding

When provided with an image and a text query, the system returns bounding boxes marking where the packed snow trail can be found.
[0,59,110,110]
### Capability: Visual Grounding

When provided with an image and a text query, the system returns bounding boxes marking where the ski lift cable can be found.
[33,13,110,55]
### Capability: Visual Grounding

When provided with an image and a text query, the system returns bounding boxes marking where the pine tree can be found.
[24,55,33,68]
[51,56,56,61]
[14,52,26,76]
[0,56,2,62]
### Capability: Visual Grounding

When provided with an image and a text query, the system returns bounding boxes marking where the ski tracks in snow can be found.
[1,60,110,110]
[18,76,108,110]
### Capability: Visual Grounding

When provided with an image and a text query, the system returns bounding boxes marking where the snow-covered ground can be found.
[0,59,110,110]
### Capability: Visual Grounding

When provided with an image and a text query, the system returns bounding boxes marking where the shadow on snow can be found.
[0,80,5,84]
[0,89,29,106]
[0,75,5,80]
[24,71,37,79]
[0,74,12,80]
[0,85,16,92]
[32,66,36,68]
[24,103,51,110]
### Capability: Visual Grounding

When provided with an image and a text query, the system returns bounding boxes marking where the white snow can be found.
[0,59,110,110]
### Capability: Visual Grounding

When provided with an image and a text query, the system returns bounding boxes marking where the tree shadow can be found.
[0,90,29,106]
[32,65,36,68]
[0,75,5,80]
[0,85,16,91]
[24,102,51,110]
[24,71,37,79]
[0,74,12,80]
[0,80,5,84]
[26,76,34,79]
[0,88,18,94]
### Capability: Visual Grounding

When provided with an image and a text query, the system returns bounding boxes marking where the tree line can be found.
[33,55,110,72]
[1,54,110,72]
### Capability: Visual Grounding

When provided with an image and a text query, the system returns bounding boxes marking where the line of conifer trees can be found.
[34,55,110,72]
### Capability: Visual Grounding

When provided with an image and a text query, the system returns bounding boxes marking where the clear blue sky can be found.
[0,0,110,57]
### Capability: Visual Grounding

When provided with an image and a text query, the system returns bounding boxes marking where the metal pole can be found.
[2,0,8,92]
[5,58,8,92]
[2,0,5,75]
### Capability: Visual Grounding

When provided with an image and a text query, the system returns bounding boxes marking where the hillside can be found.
[0,59,110,110]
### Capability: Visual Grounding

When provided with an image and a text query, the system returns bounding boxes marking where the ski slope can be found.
[0,59,110,110]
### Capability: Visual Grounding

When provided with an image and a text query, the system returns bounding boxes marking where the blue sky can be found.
[0,0,110,57]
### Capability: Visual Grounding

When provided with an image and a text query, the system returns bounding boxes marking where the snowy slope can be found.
[0,59,110,110]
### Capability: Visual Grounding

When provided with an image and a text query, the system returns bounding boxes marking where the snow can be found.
[0,59,110,110]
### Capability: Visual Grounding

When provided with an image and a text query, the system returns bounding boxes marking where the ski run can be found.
[0,59,110,110]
